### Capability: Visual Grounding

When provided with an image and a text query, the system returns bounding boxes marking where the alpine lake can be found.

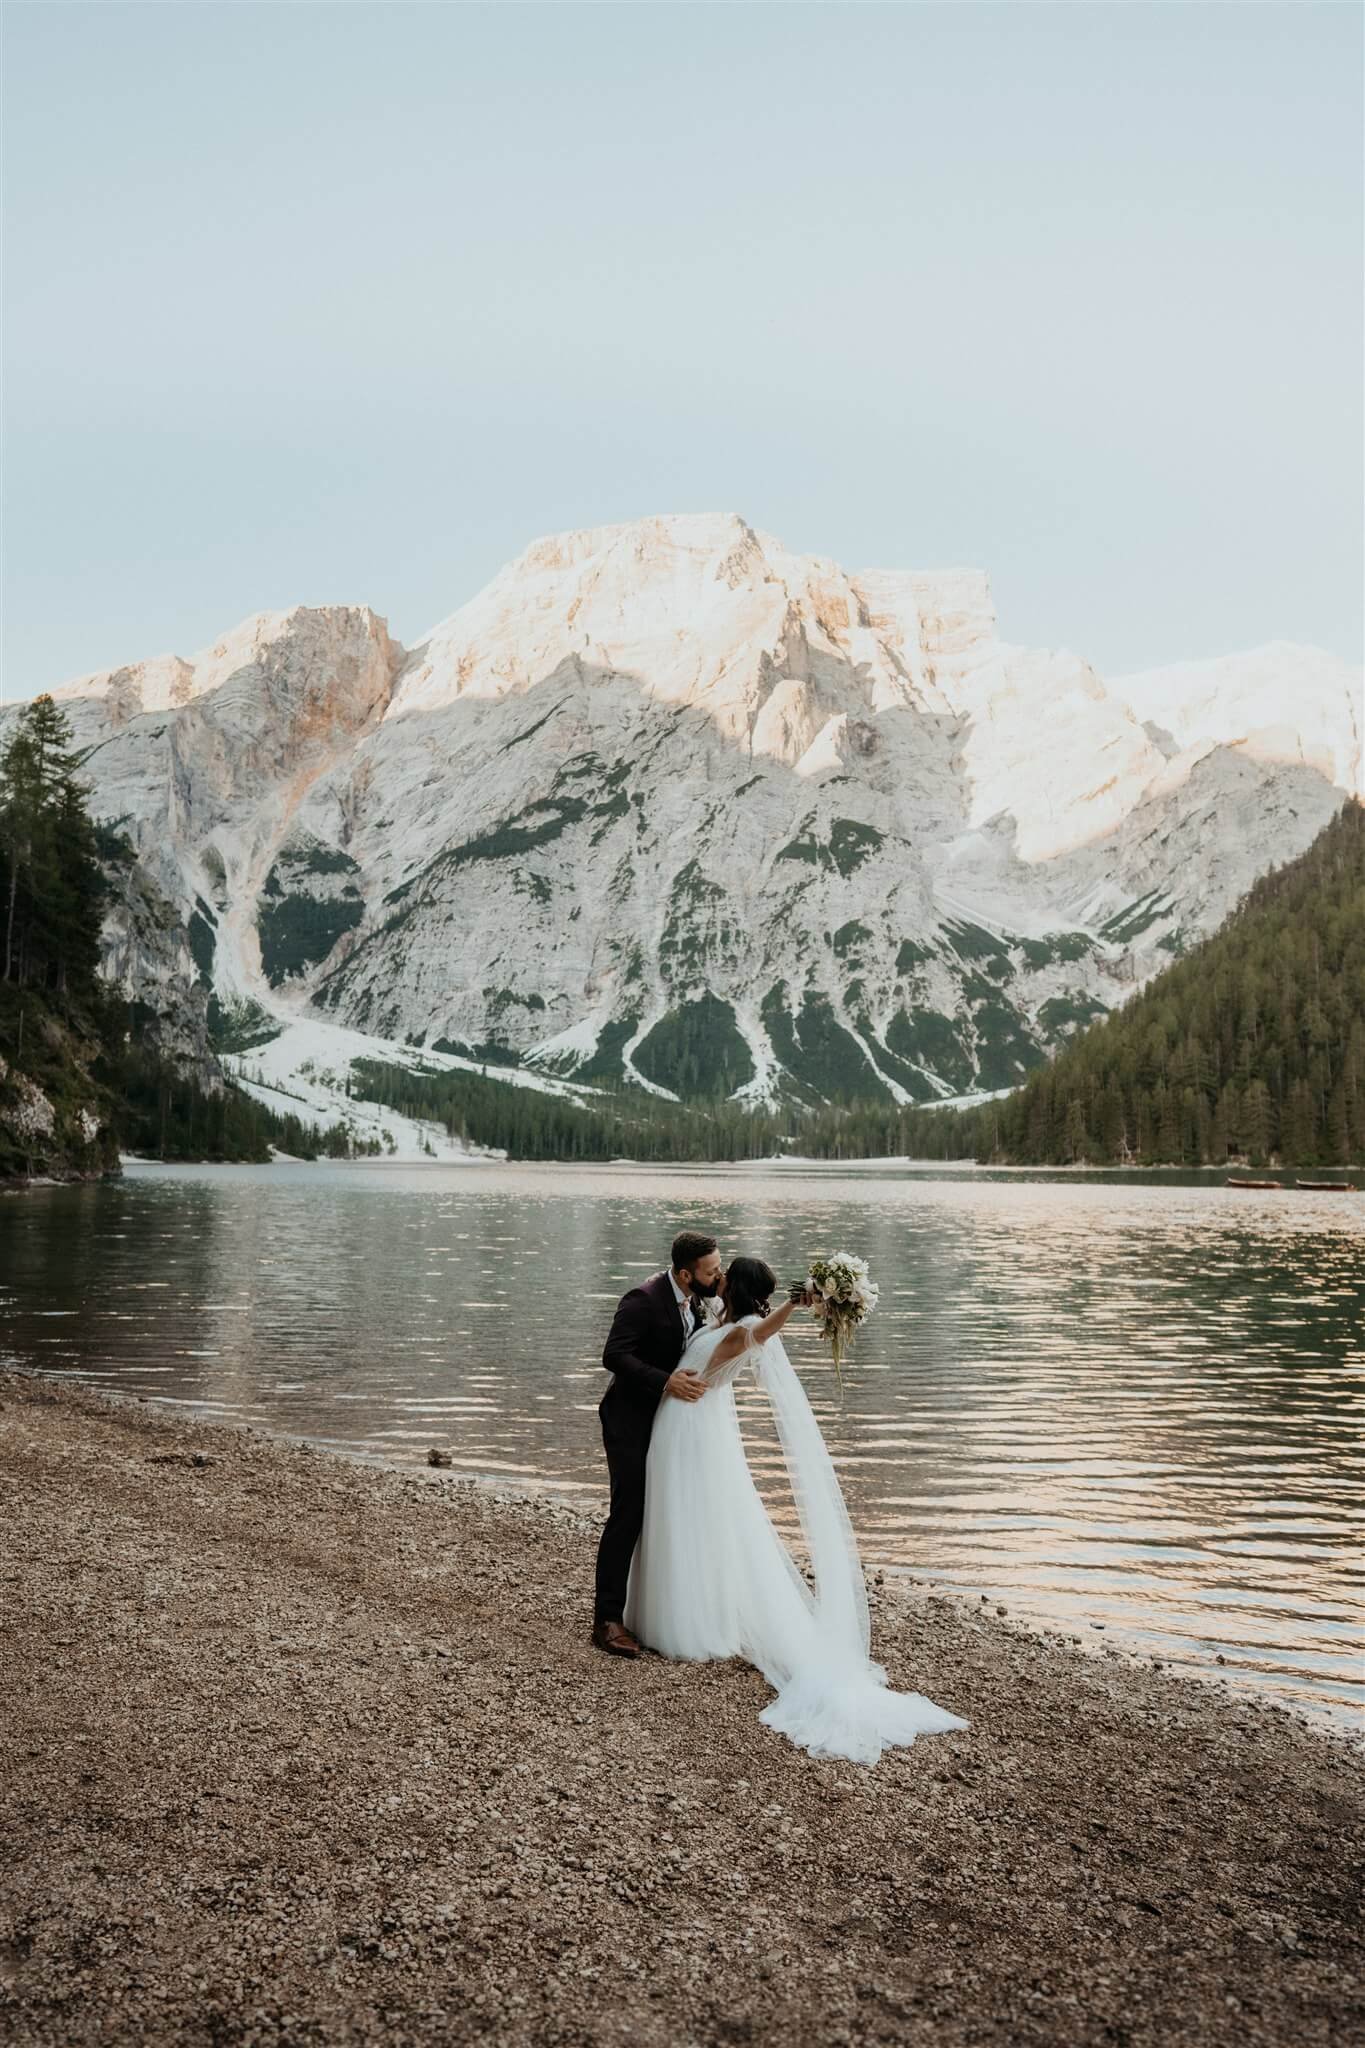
[4,1157,1361,1731]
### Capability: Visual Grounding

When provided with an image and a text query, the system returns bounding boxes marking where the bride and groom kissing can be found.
[590,1231,970,1766]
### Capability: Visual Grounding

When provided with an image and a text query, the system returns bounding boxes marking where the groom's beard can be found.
[692,1280,722,1298]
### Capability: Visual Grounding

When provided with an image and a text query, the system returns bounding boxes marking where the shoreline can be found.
[15,1365,1364,1740]
[3,1368,1362,2047]
[1,1154,1358,1196]
[124,1152,1361,1179]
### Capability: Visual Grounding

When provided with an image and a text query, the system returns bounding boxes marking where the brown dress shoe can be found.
[591,1620,641,1658]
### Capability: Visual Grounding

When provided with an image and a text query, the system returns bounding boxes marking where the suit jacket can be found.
[599,1270,697,1436]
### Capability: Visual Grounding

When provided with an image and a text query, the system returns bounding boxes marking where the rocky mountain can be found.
[27,513,1361,1129]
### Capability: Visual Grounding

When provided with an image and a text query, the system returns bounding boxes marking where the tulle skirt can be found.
[624,1382,970,1765]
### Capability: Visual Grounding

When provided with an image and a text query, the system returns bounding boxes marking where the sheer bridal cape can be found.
[624,1314,970,1765]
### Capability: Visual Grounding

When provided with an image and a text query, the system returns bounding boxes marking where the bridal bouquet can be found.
[796,1251,879,1385]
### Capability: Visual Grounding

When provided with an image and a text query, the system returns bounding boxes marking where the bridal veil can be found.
[675,1319,971,1764]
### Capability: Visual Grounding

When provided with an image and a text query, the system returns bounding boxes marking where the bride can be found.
[623,1255,970,1765]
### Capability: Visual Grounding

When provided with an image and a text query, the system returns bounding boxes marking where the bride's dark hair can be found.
[724,1256,777,1323]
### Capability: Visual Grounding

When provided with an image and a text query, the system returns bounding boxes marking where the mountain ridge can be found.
[14,513,1360,1132]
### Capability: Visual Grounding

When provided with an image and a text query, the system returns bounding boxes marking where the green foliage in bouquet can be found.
[795,1252,880,1386]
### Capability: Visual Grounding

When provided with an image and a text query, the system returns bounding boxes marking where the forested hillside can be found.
[346,1054,989,1162]
[0,696,351,1178]
[964,797,1364,1167]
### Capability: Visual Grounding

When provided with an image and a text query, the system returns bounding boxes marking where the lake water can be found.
[3,1158,1361,1729]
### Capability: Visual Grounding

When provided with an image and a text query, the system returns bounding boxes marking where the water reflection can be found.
[2,1160,1361,1727]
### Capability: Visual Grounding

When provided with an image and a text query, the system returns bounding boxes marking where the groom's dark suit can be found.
[594,1270,700,1625]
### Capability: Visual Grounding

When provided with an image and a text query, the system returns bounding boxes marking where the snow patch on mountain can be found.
[222,1009,605,1162]
[1113,641,1362,798]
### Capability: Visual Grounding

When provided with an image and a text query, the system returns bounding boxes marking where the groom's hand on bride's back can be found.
[664,1366,706,1403]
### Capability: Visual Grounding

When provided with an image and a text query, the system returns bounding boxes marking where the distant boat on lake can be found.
[1225,1176,1358,1191]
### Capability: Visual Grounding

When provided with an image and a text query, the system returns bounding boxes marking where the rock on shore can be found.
[1,1367,1361,2047]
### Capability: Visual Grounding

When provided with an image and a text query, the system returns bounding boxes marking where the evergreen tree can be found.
[0,694,107,997]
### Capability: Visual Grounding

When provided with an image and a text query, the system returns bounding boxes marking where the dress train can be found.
[624,1316,970,1765]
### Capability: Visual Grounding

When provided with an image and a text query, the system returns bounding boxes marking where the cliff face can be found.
[0,1005,118,1182]
[19,515,1361,1115]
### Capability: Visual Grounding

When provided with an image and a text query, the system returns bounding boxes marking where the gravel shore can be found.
[2,1367,1361,2048]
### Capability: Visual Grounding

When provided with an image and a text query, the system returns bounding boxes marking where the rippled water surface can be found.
[3,1159,1361,1727]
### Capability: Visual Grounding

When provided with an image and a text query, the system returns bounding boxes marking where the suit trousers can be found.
[593,1400,654,1624]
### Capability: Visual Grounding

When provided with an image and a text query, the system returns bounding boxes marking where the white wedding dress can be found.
[623,1313,970,1765]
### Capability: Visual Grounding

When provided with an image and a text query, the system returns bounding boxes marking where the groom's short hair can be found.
[671,1231,718,1272]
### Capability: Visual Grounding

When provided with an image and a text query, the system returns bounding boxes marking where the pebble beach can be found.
[1,1365,1361,2048]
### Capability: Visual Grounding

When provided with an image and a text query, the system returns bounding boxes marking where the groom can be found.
[590,1231,724,1657]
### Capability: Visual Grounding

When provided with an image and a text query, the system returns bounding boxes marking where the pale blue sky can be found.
[4,0,1361,698]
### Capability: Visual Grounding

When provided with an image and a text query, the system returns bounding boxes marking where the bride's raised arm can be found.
[699,1290,808,1382]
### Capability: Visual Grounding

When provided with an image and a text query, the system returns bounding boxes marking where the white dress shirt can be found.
[667,1268,698,1344]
